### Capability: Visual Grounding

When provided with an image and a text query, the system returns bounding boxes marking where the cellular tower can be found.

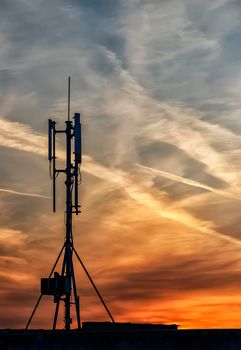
[26,78,115,330]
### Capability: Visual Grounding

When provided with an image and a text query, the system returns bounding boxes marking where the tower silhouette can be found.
[26,78,114,330]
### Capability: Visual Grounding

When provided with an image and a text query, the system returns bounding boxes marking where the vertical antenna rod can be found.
[68,76,70,121]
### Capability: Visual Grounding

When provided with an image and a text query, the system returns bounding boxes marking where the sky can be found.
[1,0,241,329]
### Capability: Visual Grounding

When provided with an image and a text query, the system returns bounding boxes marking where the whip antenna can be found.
[68,76,70,121]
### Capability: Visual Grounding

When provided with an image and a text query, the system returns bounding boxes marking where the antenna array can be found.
[26,78,114,330]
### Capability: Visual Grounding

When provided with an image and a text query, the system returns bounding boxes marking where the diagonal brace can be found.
[73,248,115,323]
[25,244,65,329]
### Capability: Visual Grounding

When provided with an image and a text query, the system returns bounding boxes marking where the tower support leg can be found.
[53,301,60,330]
[73,248,115,323]
[53,248,67,329]
[25,244,65,330]
[71,258,81,329]
[25,294,42,330]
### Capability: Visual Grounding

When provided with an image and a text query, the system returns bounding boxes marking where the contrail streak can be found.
[135,164,241,201]
[0,188,49,199]
[83,158,241,247]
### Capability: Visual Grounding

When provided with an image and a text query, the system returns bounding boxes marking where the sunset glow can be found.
[1,0,241,329]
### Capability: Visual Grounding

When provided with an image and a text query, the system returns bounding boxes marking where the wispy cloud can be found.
[136,163,241,201]
[0,116,240,250]
[93,47,241,196]
[0,118,46,156]
[1,0,241,328]
[0,188,49,199]
[1,112,241,248]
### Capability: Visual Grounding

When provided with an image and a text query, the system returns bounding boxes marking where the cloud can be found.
[0,118,46,156]
[136,163,241,201]
[96,47,241,195]
[2,115,241,247]
[1,107,241,250]
[1,0,241,329]
[0,188,49,199]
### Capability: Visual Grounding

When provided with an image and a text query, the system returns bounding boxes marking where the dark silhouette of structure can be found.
[26,78,114,330]
[5,328,241,350]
